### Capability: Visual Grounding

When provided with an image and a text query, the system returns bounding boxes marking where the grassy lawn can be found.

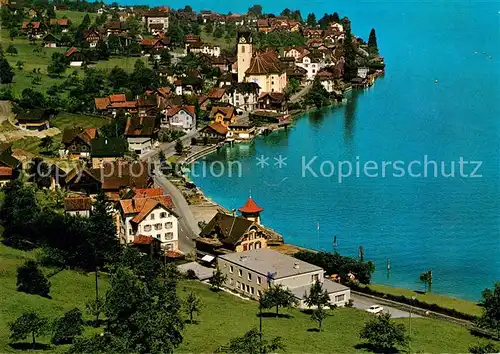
[55,10,97,25]
[200,26,236,49]
[367,283,482,317]
[51,112,110,131]
[0,238,494,353]
[177,281,494,353]
[0,242,108,353]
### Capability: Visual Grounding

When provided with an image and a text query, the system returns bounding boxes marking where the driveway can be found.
[351,294,421,319]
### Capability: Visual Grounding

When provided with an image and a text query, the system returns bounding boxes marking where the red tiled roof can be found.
[246,51,284,75]
[110,101,137,109]
[50,18,68,26]
[65,47,79,57]
[167,105,195,118]
[209,106,235,120]
[166,250,183,258]
[22,21,41,29]
[238,196,263,214]
[94,97,110,110]
[0,167,13,178]
[133,188,163,198]
[207,122,228,135]
[119,194,173,216]
[64,197,92,212]
[109,94,126,103]
[207,87,227,100]
[133,235,155,245]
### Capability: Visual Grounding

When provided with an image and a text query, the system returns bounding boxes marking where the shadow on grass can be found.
[9,342,51,351]
[354,343,400,353]
[307,328,321,332]
[85,319,106,328]
[1,238,37,251]
[257,312,293,319]
[185,319,200,325]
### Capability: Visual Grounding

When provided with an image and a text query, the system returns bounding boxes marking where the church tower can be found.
[237,27,253,83]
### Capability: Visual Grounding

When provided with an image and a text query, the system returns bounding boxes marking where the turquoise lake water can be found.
[121,0,500,300]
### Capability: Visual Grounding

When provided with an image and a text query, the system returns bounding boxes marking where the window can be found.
[160,212,167,218]
[230,265,234,273]
[335,294,345,302]
[156,234,161,240]
[258,290,262,297]
[144,225,152,232]
[165,222,173,229]
[238,269,242,277]
[166,243,173,250]
[241,283,245,291]
[154,223,162,230]
[312,274,319,282]
[247,273,252,281]
[236,281,240,288]
[150,214,155,220]
[257,276,261,285]
[246,284,250,293]
[128,229,133,235]
[241,46,245,53]
[250,287,254,295]
[165,232,174,240]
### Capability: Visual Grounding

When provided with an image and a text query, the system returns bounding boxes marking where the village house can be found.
[270,18,301,32]
[0,143,20,186]
[283,46,310,61]
[163,105,196,132]
[174,77,203,96]
[209,106,236,127]
[103,21,129,36]
[227,120,256,141]
[124,116,156,155]
[184,34,201,44]
[218,248,351,307]
[42,33,59,48]
[65,161,151,199]
[256,19,271,33]
[295,51,329,81]
[230,82,260,112]
[199,122,228,143]
[83,28,102,48]
[137,95,158,117]
[15,108,51,131]
[286,66,308,86]
[257,92,287,113]
[49,18,69,32]
[196,211,268,260]
[61,127,97,158]
[141,10,169,32]
[64,197,92,217]
[206,87,231,105]
[140,38,169,56]
[90,137,127,169]
[118,188,179,251]
[21,21,45,38]
[65,47,87,67]
[94,94,138,116]
[187,42,221,57]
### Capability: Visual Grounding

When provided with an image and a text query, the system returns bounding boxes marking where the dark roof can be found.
[16,108,51,123]
[246,51,284,75]
[0,144,19,168]
[90,137,127,158]
[62,127,97,145]
[200,212,254,246]
[232,82,260,94]
[124,116,155,137]
[259,92,285,103]
[64,197,92,211]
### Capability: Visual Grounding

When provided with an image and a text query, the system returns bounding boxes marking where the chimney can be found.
[293,263,299,270]
[239,256,247,262]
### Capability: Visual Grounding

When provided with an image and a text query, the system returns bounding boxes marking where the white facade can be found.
[320,79,335,93]
[190,44,221,57]
[146,16,169,31]
[232,91,258,112]
[120,204,179,251]
[296,56,327,81]
[127,137,152,155]
[66,210,90,217]
[163,110,196,132]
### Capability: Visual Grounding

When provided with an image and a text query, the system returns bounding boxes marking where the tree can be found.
[469,343,498,354]
[52,308,84,344]
[9,27,19,41]
[306,13,317,27]
[248,4,263,17]
[0,50,14,84]
[368,28,378,54]
[85,296,105,327]
[39,136,54,152]
[213,25,224,39]
[19,88,46,108]
[46,6,55,19]
[221,328,285,354]
[304,77,330,108]
[47,52,68,76]
[304,280,330,309]
[159,49,171,66]
[185,292,202,323]
[28,157,51,188]
[359,313,407,351]
[175,139,183,154]
[260,284,298,316]
[477,282,500,338]
[15,60,24,70]
[311,306,328,331]
[209,267,227,291]
[16,260,51,297]
[204,21,213,35]
[80,14,91,29]
[108,66,128,90]
[107,34,121,54]
[96,40,110,60]
[419,270,432,292]
[342,27,358,81]
[9,311,48,349]
[6,44,17,55]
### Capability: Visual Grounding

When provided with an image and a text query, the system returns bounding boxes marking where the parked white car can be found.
[366,305,384,314]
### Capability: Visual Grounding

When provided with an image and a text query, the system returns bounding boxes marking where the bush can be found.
[186,269,197,279]
[52,308,84,344]
[16,260,51,298]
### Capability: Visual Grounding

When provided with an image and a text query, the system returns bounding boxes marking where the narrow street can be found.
[290,83,312,103]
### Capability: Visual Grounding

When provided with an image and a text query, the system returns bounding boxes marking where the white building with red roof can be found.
[238,196,263,224]
[118,188,179,251]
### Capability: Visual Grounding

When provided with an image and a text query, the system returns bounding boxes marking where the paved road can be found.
[290,83,312,103]
[141,130,197,160]
[154,168,197,253]
[351,294,421,319]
